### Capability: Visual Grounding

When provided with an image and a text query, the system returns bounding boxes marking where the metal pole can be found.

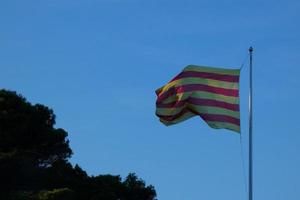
[249,46,253,200]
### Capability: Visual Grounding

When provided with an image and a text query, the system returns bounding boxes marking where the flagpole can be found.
[249,46,253,200]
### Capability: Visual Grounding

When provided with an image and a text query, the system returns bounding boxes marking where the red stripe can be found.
[198,113,240,126]
[171,71,239,83]
[157,109,240,126]
[157,97,239,111]
[156,109,190,121]
[156,100,186,108]
[188,97,239,111]
[156,84,239,103]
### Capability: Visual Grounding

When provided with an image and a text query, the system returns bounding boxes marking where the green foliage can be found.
[37,188,74,200]
[8,190,36,200]
[7,188,74,200]
[0,89,157,200]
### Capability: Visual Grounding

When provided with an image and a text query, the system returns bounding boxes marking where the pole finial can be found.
[249,46,253,52]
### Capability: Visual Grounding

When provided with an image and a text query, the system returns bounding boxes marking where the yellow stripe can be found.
[188,105,240,119]
[161,91,239,105]
[156,105,239,119]
[156,106,184,116]
[184,65,240,75]
[158,77,239,95]
[159,112,195,125]
[205,121,240,133]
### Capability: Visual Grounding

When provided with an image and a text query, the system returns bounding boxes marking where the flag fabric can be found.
[155,65,241,133]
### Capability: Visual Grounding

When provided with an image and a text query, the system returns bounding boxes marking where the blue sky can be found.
[1,0,300,199]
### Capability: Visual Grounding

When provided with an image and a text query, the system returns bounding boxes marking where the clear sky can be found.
[1,0,300,199]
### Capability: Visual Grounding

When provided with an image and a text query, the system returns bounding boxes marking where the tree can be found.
[0,89,72,195]
[122,173,157,200]
[0,89,156,200]
[0,90,72,168]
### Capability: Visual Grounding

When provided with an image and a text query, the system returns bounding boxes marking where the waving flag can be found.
[155,65,240,133]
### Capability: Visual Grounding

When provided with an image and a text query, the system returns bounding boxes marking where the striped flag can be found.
[155,65,240,133]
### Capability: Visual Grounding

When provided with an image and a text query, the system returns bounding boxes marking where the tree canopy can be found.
[0,89,157,200]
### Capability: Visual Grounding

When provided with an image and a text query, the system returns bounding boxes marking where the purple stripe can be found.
[156,84,239,103]
[156,109,189,121]
[188,97,239,111]
[199,113,240,126]
[157,97,239,111]
[157,109,240,126]
[156,100,186,108]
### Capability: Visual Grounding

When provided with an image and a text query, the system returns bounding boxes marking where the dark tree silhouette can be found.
[0,90,72,167]
[0,89,156,200]
[0,89,72,195]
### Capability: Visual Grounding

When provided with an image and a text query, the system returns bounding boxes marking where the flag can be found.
[155,65,240,133]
